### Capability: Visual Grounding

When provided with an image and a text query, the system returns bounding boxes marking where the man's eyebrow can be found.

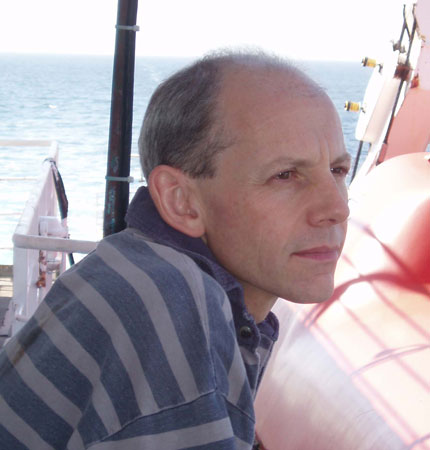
[331,153,352,166]
[260,156,313,171]
[261,152,352,172]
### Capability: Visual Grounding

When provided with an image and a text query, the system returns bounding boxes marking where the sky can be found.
[0,0,408,61]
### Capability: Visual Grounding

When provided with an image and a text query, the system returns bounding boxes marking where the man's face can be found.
[195,70,350,316]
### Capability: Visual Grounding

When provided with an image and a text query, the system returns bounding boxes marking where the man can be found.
[0,51,350,449]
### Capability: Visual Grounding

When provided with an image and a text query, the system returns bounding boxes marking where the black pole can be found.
[103,0,139,237]
[349,140,364,184]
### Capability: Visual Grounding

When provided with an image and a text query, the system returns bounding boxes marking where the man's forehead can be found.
[218,70,332,133]
[216,66,328,137]
[219,64,324,104]
[211,76,344,173]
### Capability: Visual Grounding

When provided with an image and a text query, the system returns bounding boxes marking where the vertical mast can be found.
[103,0,139,237]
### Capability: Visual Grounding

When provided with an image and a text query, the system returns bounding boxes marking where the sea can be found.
[0,54,372,265]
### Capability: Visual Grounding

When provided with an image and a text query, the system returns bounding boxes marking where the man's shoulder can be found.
[69,229,194,283]
[99,228,204,276]
[57,228,228,315]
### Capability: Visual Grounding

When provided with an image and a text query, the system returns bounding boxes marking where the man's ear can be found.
[148,165,205,238]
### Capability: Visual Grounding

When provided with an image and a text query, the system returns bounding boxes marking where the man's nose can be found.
[307,176,350,227]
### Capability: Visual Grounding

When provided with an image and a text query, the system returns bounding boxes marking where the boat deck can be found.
[0,265,13,347]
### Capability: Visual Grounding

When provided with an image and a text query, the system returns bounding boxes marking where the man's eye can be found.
[331,166,350,176]
[275,171,292,180]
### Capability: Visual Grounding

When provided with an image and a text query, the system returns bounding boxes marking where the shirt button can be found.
[239,326,253,338]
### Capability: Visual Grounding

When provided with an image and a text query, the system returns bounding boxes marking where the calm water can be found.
[0,54,371,264]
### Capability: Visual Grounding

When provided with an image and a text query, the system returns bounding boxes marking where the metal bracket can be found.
[105,175,135,183]
[115,25,140,32]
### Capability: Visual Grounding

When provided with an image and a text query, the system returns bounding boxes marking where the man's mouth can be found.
[292,246,340,262]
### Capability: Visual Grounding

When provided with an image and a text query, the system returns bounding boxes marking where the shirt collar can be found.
[126,186,278,343]
[126,186,239,293]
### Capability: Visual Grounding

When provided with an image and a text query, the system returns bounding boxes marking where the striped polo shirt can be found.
[0,187,278,449]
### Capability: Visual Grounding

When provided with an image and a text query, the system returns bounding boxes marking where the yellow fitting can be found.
[344,101,361,112]
[362,57,377,68]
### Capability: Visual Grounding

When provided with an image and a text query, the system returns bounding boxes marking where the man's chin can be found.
[281,283,335,305]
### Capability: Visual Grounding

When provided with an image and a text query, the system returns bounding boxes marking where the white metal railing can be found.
[0,140,98,336]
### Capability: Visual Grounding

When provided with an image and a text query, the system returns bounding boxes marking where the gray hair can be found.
[139,50,323,179]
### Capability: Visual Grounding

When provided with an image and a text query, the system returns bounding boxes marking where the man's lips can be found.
[292,246,340,262]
